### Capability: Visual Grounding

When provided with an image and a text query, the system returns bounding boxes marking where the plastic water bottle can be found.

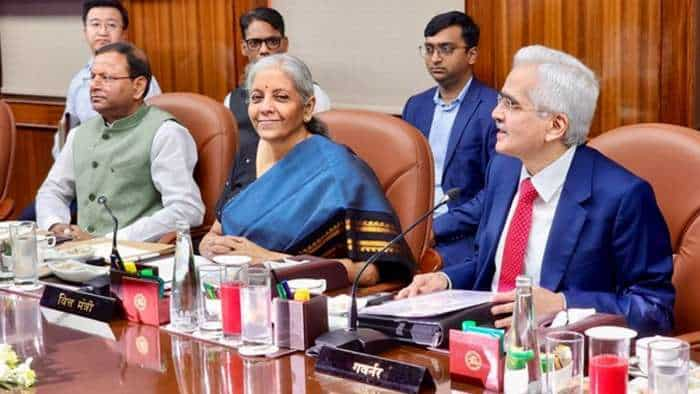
[504,275,541,393]
[169,220,198,331]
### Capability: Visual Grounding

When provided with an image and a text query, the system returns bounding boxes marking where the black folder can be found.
[358,302,496,348]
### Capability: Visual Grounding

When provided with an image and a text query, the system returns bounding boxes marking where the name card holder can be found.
[449,329,504,392]
[315,346,435,394]
[274,294,328,350]
[40,284,117,322]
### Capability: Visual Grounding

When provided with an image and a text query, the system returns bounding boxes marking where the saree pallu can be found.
[220,135,414,282]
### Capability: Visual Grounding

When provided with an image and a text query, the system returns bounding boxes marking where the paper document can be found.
[360,290,493,318]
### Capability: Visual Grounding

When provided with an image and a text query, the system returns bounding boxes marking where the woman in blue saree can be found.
[199,54,414,286]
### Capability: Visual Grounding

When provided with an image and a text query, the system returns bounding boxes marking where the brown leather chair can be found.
[0,100,16,220]
[588,123,700,340]
[146,93,237,240]
[317,109,435,272]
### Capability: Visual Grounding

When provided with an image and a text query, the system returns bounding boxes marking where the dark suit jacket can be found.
[402,78,498,266]
[443,145,675,336]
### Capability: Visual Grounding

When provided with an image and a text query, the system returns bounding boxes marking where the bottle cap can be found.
[294,288,311,301]
[461,320,477,331]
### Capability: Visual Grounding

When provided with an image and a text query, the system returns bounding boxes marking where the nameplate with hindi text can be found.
[39,285,116,322]
[314,346,434,394]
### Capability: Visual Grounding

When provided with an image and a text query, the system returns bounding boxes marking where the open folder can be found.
[358,290,496,348]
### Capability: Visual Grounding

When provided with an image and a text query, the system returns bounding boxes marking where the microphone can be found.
[314,188,460,354]
[97,196,124,270]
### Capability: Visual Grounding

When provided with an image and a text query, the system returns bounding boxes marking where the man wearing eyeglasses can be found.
[18,0,163,222]
[402,11,498,268]
[36,42,204,242]
[398,45,674,337]
[221,7,331,193]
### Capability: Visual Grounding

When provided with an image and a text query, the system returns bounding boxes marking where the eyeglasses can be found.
[496,93,551,114]
[244,36,284,51]
[419,44,470,58]
[85,72,133,83]
[86,20,122,32]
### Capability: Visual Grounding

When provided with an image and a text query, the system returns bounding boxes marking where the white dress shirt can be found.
[223,83,331,113]
[37,119,205,242]
[490,147,577,291]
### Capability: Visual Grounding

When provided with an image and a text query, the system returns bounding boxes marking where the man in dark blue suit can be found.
[398,45,675,336]
[402,11,497,267]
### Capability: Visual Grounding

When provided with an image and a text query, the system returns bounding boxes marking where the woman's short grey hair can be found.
[513,45,599,146]
[244,54,328,136]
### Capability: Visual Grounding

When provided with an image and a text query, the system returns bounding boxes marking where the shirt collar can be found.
[519,146,577,203]
[432,77,473,107]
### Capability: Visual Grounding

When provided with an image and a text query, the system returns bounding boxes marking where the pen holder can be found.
[273,295,328,350]
[111,266,169,326]
[449,329,504,392]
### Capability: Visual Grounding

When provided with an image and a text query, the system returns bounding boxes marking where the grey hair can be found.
[244,54,328,136]
[513,45,599,146]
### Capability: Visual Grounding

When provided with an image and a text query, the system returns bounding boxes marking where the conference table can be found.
[3,286,699,393]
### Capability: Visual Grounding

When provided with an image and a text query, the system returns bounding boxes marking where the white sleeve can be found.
[223,92,232,109]
[37,132,78,230]
[313,84,331,113]
[116,121,205,241]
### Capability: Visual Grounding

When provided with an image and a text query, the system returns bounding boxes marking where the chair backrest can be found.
[317,109,434,267]
[588,123,700,335]
[147,93,237,227]
[0,100,16,201]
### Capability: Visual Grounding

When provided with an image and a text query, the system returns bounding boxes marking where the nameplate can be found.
[39,285,116,322]
[314,346,435,394]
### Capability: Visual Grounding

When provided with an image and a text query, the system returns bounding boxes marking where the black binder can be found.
[358,302,496,348]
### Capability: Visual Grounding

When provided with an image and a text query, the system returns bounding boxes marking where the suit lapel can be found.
[419,88,437,138]
[474,157,520,289]
[539,146,593,291]
[442,81,482,180]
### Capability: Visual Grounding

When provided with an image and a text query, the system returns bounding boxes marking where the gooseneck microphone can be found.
[97,196,124,270]
[314,188,461,354]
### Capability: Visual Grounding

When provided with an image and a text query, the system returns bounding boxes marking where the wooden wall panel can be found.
[467,0,697,135]
[121,0,264,102]
[2,98,61,218]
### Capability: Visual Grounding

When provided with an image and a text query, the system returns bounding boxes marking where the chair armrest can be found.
[418,247,443,273]
[157,224,211,245]
[0,198,14,220]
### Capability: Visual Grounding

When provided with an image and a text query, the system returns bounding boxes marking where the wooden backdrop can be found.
[467,0,698,136]
[1,0,697,217]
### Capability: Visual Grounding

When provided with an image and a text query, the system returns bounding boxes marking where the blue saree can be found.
[220,135,414,282]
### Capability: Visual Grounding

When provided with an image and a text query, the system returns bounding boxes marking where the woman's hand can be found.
[199,221,286,261]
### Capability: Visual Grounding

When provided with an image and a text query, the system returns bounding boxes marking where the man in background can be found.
[402,11,498,267]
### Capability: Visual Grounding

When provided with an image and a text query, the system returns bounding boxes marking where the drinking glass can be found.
[197,264,223,333]
[10,222,41,290]
[585,326,637,394]
[214,255,250,345]
[0,238,13,286]
[241,266,273,347]
[543,331,584,394]
[647,338,689,394]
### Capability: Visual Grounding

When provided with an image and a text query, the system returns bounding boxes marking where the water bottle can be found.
[504,275,541,393]
[169,220,198,331]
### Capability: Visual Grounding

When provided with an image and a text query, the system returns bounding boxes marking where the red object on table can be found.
[221,281,242,335]
[589,354,628,394]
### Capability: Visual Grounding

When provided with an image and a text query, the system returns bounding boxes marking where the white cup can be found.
[36,234,56,264]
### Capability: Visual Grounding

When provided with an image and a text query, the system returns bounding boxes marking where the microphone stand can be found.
[97,196,124,270]
[315,188,461,354]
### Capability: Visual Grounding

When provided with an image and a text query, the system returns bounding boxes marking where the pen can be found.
[281,281,292,299]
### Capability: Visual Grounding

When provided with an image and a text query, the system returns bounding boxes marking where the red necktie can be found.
[498,178,539,292]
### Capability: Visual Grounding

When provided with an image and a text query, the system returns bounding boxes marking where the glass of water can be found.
[10,222,41,290]
[0,238,14,287]
[647,338,689,394]
[240,266,275,354]
[197,264,223,335]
